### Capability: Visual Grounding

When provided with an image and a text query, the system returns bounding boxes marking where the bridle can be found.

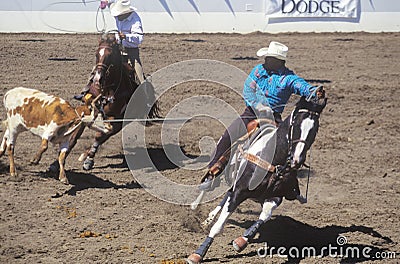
[289,109,319,143]
[284,108,320,171]
[269,107,320,200]
[235,107,321,176]
[95,44,123,95]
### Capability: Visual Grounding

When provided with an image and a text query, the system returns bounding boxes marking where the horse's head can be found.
[92,33,122,95]
[287,96,327,169]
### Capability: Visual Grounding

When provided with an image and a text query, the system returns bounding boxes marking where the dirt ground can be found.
[0,32,399,264]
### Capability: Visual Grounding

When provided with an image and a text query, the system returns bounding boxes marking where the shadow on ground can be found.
[204,216,395,263]
[46,171,142,197]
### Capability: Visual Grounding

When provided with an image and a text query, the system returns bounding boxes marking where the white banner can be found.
[266,0,359,18]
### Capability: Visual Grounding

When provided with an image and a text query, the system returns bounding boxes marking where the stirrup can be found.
[199,174,221,191]
[74,83,91,101]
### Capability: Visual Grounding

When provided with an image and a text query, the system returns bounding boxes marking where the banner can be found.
[266,0,359,18]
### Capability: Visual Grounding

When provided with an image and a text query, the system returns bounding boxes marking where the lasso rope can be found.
[39,0,108,33]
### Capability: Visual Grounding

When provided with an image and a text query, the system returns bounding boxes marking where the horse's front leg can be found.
[232,197,282,252]
[81,121,122,170]
[201,192,230,227]
[187,194,236,264]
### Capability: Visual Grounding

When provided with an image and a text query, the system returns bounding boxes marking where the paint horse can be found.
[187,95,327,263]
[78,33,159,170]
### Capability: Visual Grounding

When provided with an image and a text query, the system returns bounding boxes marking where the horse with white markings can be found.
[187,95,327,263]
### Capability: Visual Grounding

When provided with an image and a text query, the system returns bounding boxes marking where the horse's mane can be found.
[99,33,118,46]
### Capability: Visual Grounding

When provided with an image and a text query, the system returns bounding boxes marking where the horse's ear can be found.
[104,33,117,45]
[297,96,327,113]
[100,33,105,42]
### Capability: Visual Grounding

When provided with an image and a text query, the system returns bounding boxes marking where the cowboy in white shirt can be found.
[104,0,145,83]
[75,0,146,100]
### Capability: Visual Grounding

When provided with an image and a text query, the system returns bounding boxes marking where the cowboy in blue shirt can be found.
[200,41,321,190]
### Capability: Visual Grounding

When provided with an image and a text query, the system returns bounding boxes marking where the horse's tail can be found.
[142,80,161,119]
[148,101,161,119]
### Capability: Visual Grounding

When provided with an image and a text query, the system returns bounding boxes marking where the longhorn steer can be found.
[0,87,93,184]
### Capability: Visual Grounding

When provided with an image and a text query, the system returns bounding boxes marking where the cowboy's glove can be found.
[118,32,126,40]
[100,0,108,9]
[316,85,325,99]
[306,85,325,102]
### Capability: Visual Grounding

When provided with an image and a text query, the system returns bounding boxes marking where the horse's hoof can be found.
[60,177,69,185]
[199,176,221,191]
[186,253,202,264]
[232,236,248,252]
[49,161,60,173]
[83,158,94,171]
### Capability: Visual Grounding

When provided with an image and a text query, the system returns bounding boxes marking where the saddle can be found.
[122,61,139,85]
[227,122,301,201]
[200,118,281,191]
[204,119,261,179]
[223,122,276,185]
[120,49,141,85]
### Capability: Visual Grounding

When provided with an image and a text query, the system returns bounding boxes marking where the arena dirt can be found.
[0,32,399,263]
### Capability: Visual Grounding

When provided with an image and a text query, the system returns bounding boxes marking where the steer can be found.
[0,87,96,184]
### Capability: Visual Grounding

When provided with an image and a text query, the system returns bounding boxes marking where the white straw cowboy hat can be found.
[256,41,288,61]
[110,0,137,17]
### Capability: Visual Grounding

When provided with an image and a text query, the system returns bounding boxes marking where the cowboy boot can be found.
[199,120,258,191]
[74,67,95,100]
[199,156,229,191]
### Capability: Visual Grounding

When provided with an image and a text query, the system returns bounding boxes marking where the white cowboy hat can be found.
[110,0,137,17]
[256,41,288,61]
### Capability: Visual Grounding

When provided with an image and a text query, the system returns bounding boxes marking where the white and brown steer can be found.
[0,87,94,184]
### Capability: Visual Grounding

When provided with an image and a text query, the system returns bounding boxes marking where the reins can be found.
[286,107,320,199]
[95,43,127,98]
[287,108,320,159]
[305,146,312,201]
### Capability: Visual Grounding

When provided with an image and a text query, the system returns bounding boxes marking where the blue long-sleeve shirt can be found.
[243,64,315,113]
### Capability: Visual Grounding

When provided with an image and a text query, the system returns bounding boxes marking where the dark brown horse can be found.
[78,33,159,170]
